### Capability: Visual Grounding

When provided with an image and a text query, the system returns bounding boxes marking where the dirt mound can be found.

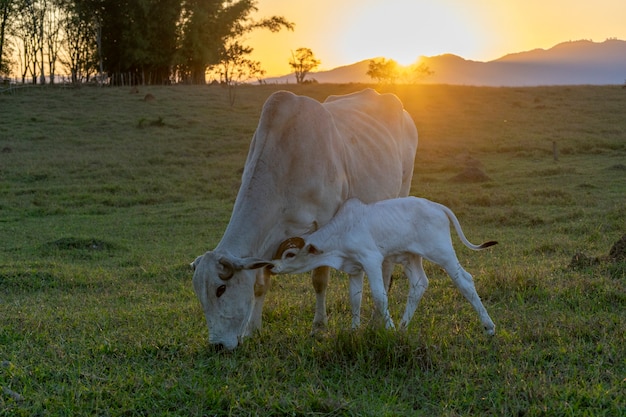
[568,252,600,270]
[608,234,626,261]
[569,234,626,269]
[450,166,491,183]
[45,237,119,251]
[607,164,626,171]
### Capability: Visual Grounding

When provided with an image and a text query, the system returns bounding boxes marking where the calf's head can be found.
[270,237,323,274]
[191,251,271,350]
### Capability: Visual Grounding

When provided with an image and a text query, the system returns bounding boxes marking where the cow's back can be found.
[323,89,418,201]
[217,89,417,259]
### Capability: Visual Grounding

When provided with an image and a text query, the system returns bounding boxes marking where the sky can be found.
[247,0,626,76]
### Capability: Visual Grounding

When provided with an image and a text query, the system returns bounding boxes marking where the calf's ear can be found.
[306,244,322,255]
[273,237,306,259]
[242,258,274,270]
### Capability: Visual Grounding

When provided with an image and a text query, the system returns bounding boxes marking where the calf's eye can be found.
[216,285,226,298]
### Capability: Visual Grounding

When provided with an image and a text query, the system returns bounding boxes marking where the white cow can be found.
[270,197,497,335]
[191,89,418,350]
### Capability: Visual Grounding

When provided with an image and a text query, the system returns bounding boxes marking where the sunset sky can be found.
[248,0,626,76]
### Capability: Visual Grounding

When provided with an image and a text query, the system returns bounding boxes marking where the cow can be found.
[270,197,497,335]
[191,89,418,350]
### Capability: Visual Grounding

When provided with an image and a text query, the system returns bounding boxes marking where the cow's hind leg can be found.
[349,271,364,329]
[311,266,330,334]
[440,258,495,335]
[399,255,428,330]
[382,258,394,292]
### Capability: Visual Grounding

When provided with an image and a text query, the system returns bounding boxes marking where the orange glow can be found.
[248,0,626,77]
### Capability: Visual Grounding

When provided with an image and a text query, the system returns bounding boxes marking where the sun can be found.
[337,1,487,65]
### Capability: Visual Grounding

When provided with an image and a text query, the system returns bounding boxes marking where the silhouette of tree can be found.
[403,61,434,83]
[367,58,433,84]
[288,47,320,84]
[0,0,14,76]
[366,58,399,83]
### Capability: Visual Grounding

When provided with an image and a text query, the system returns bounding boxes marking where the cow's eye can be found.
[216,285,226,298]
[285,252,296,259]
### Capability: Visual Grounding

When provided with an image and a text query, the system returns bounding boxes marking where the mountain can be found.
[263,59,373,84]
[263,39,626,86]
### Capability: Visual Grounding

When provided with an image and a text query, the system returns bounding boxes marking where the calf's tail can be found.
[438,204,498,250]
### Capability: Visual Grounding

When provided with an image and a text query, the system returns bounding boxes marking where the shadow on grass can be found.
[38,237,124,261]
[315,327,435,373]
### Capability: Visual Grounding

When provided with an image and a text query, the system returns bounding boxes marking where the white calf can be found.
[271,197,497,335]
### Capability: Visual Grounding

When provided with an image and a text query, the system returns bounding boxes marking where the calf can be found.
[270,197,497,335]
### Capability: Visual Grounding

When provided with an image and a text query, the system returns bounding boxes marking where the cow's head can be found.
[191,251,272,350]
[270,237,323,275]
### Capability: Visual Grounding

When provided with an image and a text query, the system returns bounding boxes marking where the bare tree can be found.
[15,0,46,83]
[210,40,266,106]
[59,2,98,84]
[0,0,15,76]
[44,0,61,83]
[288,47,320,84]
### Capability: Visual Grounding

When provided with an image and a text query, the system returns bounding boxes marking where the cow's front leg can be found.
[349,271,364,329]
[246,268,272,337]
[311,266,330,334]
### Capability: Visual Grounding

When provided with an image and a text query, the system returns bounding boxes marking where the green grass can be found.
[1,84,625,416]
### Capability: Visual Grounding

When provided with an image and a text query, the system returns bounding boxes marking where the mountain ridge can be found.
[263,39,626,86]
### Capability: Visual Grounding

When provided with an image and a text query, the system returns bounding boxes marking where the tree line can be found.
[0,0,293,85]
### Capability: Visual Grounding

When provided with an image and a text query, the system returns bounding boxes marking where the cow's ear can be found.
[306,244,322,255]
[190,255,203,271]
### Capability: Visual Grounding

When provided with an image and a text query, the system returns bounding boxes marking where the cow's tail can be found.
[438,204,498,251]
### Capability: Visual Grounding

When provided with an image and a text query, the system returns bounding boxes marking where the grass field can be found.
[0,83,625,416]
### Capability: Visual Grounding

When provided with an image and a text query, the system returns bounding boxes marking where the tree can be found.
[207,10,292,105]
[3,0,292,85]
[178,0,292,85]
[58,0,99,83]
[209,40,265,105]
[0,0,15,76]
[44,0,62,83]
[402,61,434,84]
[288,47,319,84]
[14,0,46,83]
[98,0,181,85]
[366,58,399,84]
[367,58,433,84]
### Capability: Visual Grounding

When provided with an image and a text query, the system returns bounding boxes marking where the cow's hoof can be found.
[310,321,328,337]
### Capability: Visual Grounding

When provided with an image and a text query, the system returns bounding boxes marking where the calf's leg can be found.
[349,271,365,328]
[399,255,429,329]
[440,258,495,335]
[363,261,395,329]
